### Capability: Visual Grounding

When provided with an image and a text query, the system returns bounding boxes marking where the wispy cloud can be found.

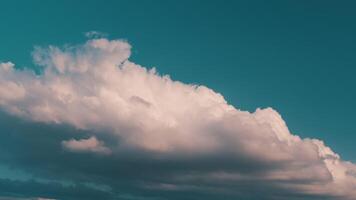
[84,31,108,39]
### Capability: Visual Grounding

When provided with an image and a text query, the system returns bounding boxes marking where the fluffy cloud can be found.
[0,38,355,199]
[62,136,111,154]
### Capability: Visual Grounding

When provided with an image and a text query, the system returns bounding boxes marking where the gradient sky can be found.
[0,1,356,199]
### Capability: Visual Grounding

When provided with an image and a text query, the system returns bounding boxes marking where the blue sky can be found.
[1,0,355,161]
[0,1,356,199]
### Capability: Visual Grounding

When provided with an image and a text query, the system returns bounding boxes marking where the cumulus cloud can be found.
[62,136,111,154]
[0,38,355,199]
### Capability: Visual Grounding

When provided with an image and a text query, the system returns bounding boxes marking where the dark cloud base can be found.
[0,111,345,200]
[0,178,111,200]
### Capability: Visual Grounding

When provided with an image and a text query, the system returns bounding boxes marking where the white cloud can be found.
[84,31,108,39]
[0,38,355,199]
[62,136,111,155]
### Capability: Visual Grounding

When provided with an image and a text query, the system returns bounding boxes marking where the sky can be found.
[0,1,355,200]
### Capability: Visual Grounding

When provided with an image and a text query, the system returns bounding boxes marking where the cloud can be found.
[62,137,111,155]
[0,178,111,200]
[0,38,355,199]
[84,31,108,39]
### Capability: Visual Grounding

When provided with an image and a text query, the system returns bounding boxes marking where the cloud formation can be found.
[62,136,111,154]
[0,38,355,199]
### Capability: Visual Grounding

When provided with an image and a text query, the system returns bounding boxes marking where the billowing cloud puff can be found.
[0,38,355,200]
[62,136,111,155]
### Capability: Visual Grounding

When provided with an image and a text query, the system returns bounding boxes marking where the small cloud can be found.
[84,31,108,39]
[62,136,111,155]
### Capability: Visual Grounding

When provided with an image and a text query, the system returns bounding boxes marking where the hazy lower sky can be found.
[0,1,355,200]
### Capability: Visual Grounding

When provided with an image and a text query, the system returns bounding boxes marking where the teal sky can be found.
[0,0,355,162]
[1,1,356,199]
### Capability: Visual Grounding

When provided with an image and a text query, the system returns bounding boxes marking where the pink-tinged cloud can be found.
[62,136,111,155]
[0,38,355,199]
